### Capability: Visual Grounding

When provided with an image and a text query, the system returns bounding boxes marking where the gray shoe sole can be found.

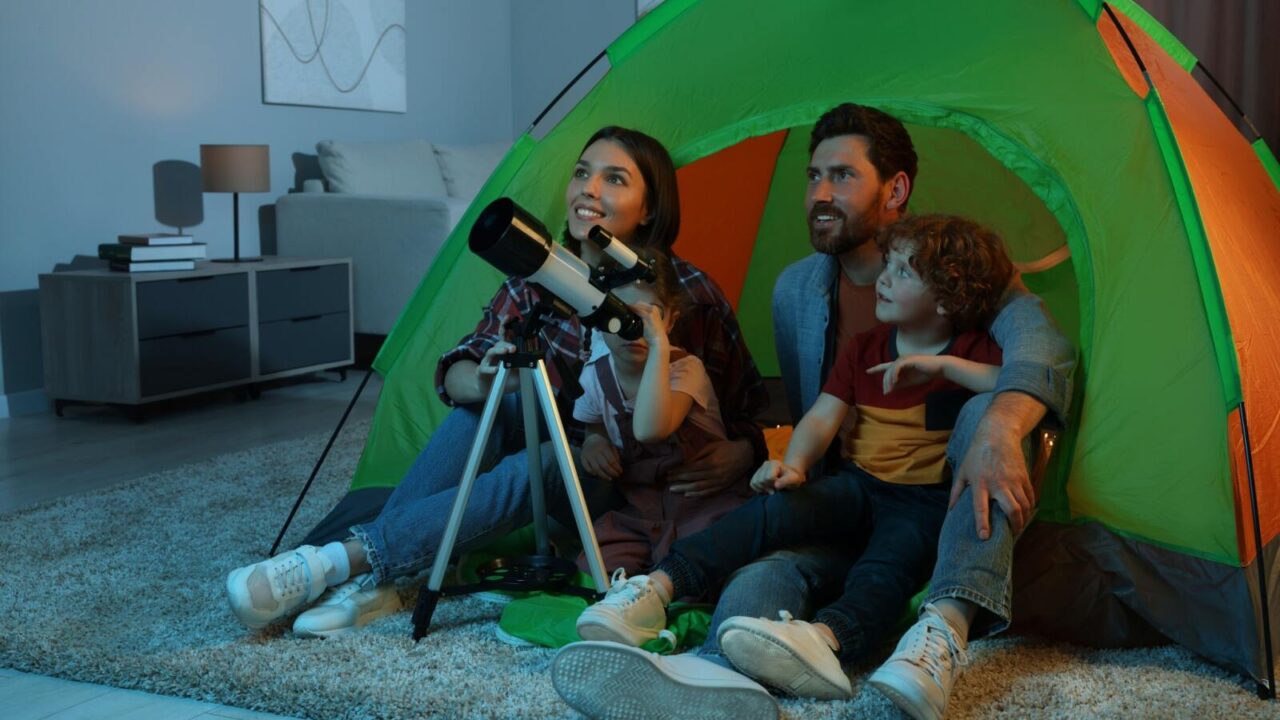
[867,670,941,720]
[718,625,852,700]
[551,643,779,720]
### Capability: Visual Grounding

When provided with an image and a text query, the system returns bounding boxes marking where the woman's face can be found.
[565,139,651,258]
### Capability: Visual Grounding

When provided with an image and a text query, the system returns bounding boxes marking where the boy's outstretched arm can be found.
[869,355,1000,395]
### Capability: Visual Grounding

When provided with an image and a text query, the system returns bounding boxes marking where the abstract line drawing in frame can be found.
[260,0,406,113]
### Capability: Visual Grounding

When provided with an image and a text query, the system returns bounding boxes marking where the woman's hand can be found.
[580,433,622,480]
[475,341,517,382]
[668,438,754,498]
[867,354,949,395]
[749,459,806,494]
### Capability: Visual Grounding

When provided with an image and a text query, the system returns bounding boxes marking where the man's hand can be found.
[580,434,622,481]
[668,438,754,498]
[950,425,1034,540]
[749,459,806,494]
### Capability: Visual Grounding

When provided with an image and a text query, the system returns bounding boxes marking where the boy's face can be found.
[875,242,943,326]
[602,282,666,364]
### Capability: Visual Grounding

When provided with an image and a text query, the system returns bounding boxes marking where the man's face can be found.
[805,135,890,255]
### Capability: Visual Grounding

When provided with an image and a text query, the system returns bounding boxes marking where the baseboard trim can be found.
[0,388,50,418]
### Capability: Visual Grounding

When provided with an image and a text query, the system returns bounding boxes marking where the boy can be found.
[553,214,1013,715]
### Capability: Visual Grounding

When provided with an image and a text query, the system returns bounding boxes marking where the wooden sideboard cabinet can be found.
[39,257,353,415]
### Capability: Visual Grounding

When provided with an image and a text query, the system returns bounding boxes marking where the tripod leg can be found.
[520,370,551,557]
[415,365,511,639]
[530,360,611,593]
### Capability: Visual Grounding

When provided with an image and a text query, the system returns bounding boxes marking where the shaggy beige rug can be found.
[0,420,1276,719]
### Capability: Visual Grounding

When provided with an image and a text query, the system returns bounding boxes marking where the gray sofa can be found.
[276,139,507,336]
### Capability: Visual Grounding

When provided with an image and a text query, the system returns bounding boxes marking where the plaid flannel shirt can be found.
[435,259,770,463]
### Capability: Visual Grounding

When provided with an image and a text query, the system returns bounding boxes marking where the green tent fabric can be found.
[328,0,1280,687]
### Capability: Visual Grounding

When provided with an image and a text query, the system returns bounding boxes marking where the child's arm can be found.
[751,393,852,493]
[632,305,695,443]
[580,423,622,480]
[868,355,1000,395]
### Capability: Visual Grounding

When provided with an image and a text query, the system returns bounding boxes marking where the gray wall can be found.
[510,0,635,131]
[0,0,515,409]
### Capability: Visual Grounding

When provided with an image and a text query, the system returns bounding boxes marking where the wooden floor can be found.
[0,370,383,719]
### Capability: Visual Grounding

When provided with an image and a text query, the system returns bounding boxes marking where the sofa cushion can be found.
[434,142,509,200]
[316,140,448,197]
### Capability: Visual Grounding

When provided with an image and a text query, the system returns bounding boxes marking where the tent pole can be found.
[268,367,375,557]
[1240,401,1276,699]
[529,49,608,130]
[1193,63,1264,141]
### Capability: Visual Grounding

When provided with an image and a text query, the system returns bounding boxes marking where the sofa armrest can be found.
[276,193,454,335]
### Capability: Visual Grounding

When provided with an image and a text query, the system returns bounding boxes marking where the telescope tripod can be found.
[411,312,610,640]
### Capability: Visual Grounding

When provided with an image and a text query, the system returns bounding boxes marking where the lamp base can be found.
[211,256,264,263]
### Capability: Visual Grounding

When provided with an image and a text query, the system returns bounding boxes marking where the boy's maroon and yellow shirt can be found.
[822,323,1002,485]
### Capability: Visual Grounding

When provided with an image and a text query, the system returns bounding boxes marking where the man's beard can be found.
[808,200,883,255]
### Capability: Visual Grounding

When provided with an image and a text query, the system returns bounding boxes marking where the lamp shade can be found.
[200,144,270,193]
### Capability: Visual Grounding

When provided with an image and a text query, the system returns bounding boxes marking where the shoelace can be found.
[322,578,367,604]
[269,551,315,600]
[603,568,649,607]
[904,616,969,685]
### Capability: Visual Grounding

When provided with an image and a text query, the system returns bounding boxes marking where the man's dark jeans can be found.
[659,464,950,663]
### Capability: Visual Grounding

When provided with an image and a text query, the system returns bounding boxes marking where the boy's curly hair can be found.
[875,215,1013,332]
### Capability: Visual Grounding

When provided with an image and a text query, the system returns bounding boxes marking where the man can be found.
[552,104,1074,720]
[771,104,1073,720]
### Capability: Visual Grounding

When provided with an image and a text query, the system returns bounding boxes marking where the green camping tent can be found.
[322,0,1280,689]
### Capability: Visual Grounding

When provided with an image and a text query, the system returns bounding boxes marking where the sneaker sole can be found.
[867,671,941,720]
[552,643,778,720]
[718,626,852,700]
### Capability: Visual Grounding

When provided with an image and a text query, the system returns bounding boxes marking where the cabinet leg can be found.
[130,405,145,424]
[248,384,261,400]
[55,399,66,417]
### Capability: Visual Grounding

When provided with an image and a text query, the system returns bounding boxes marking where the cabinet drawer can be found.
[259,312,351,375]
[257,265,349,323]
[139,326,250,397]
[137,273,249,339]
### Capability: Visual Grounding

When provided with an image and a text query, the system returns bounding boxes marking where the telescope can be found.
[469,198,653,340]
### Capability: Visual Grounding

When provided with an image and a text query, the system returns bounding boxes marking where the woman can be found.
[225,127,769,636]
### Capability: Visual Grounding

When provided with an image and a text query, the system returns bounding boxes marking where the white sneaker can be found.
[717,610,852,700]
[225,545,333,630]
[868,604,969,720]
[552,641,779,720]
[291,574,402,638]
[575,569,670,646]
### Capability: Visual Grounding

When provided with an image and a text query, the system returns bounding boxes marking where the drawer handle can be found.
[177,276,214,283]
[291,314,323,323]
[180,329,218,338]
[289,267,322,273]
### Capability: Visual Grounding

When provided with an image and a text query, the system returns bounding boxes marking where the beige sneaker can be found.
[291,574,402,638]
[225,546,333,630]
[575,569,670,646]
[718,610,852,699]
[868,604,969,720]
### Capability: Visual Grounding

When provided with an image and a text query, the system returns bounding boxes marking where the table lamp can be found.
[200,144,270,263]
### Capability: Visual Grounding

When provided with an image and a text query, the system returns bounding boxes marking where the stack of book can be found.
[100,233,207,272]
